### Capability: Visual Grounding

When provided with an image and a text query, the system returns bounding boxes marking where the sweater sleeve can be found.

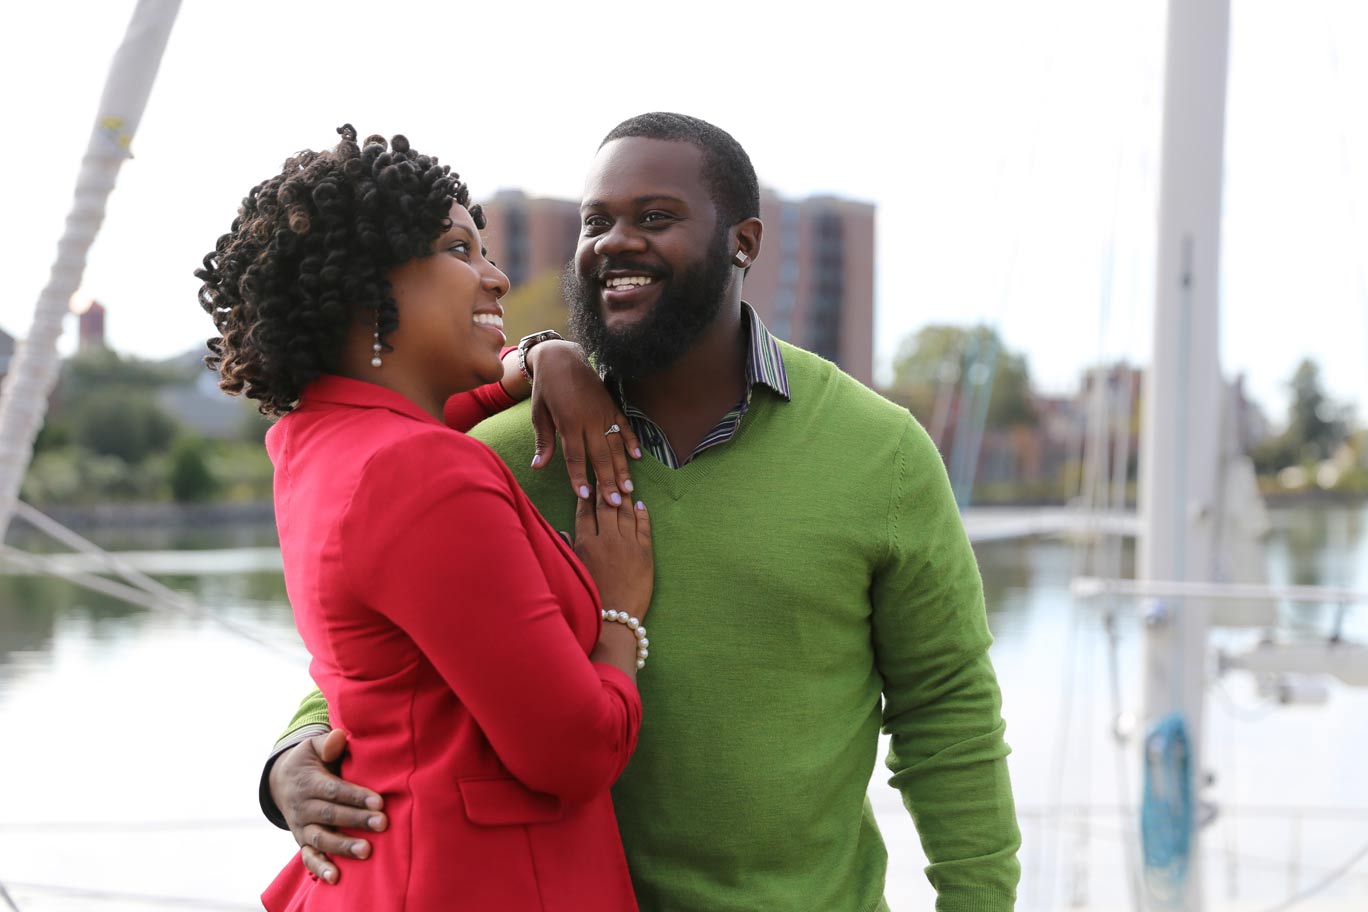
[872,417,1021,912]
[258,687,333,829]
[341,434,641,803]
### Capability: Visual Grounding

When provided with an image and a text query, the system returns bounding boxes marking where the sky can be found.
[0,0,1364,424]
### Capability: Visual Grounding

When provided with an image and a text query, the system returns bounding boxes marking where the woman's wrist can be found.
[526,339,585,380]
[498,349,531,401]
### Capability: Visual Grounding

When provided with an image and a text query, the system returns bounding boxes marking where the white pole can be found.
[0,0,182,538]
[1138,0,1231,909]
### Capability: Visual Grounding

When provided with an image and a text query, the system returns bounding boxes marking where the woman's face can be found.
[386,202,510,394]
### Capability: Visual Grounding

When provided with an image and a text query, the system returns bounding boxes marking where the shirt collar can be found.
[601,302,791,401]
[740,301,791,401]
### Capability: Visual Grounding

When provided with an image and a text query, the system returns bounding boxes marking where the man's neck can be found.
[623,301,747,455]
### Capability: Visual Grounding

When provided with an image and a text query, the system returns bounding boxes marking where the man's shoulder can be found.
[469,401,537,455]
[776,341,917,432]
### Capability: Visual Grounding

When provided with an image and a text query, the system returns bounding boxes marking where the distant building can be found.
[476,187,877,385]
[743,191,875,385]
[78,300,107,351]
[478,190,581,290]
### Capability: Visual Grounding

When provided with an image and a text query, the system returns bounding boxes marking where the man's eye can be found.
[583,216,608,230]
[642,212,672,224]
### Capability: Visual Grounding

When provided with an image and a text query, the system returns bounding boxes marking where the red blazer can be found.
[261,375,640,912]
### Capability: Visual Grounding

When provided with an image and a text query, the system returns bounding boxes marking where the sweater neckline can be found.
[629,391,771,501]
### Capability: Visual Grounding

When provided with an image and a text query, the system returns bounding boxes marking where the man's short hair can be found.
[601,113,760,228]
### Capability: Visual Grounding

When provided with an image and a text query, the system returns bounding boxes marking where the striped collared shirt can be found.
[613,303,791,469]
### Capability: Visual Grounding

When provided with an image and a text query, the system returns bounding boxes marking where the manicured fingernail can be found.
[578,485,591,499]
[352,840,369,858]
[322,868,335,883]
[609,492,622,506]
[632,448,642,458]
[622,479,634,493]
[365,795,382,811]
[368,815,384,829]
[531,454,541,467]
[635,501,646,511]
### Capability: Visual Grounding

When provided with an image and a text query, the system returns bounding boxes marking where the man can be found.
[263,113,1020,911]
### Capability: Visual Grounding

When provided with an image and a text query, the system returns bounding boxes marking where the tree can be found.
[70,389,177,464]
[888,324,1037,429]
[1284,358,1349,461]
[169,434,219,503]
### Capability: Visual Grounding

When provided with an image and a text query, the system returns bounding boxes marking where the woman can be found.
[196,125,653,910]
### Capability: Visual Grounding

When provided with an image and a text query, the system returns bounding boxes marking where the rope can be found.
[1256,838,1368,912]
[5,501,306,662]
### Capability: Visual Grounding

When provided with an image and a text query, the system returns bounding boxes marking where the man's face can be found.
[567,137,732,380]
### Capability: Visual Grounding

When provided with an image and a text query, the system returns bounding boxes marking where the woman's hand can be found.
[574,491,653,625]
[526,340,643,507]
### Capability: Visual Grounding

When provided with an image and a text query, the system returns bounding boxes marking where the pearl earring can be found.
[371,325,383,368]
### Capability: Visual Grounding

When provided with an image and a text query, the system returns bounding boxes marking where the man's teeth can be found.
[474,313,504,329]
[605,276,656,289]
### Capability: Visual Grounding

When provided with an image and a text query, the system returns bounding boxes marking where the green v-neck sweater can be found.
[481,343,1018,911]
[278,343,1020,910]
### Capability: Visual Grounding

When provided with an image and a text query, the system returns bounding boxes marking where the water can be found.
[1,506,1366,911]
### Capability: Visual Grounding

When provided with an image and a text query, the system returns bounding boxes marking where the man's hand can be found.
[268,729,386,885]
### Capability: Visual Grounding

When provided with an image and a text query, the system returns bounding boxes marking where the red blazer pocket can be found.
[459,777,564,826]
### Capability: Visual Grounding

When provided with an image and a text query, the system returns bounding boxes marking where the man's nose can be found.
[594,221,647,258]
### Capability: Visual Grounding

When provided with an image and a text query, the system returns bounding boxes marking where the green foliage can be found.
[888,324,1037,428]
[70,389,176,464]
[1255,358,1353,474]
[17,346,277,506]
[1285,359,1350,461]
[169,435,219,503]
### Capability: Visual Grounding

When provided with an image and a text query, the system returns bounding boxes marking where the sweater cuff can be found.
[258,722,332,830]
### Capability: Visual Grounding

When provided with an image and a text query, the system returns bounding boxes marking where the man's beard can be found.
[566,226,732,381]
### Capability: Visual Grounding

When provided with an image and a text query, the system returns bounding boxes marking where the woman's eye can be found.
[449,241,470,255]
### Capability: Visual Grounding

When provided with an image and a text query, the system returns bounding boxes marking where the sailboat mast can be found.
[1138,0,1231,909]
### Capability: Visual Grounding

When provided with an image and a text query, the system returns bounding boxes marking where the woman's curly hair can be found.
[195,124,484,416]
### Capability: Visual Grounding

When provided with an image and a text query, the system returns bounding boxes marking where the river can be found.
[1,505,1365,910]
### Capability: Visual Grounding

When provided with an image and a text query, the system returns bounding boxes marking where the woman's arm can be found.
[446,339,644,507]
[342,433,645,802]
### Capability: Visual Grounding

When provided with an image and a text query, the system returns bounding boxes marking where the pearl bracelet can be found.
[601,609,650,669]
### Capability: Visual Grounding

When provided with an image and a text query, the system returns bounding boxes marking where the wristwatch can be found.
[516,330,563,383]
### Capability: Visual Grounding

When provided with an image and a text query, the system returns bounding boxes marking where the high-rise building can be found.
[476,188,876,384]
[743,191,875,385]
[478,190,580,290]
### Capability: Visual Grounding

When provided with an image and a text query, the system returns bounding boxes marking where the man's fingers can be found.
[301,823,372,861]
[298,766,382,812]
[298,798,387,833]
[313,729,349,765]
[301,846,338,885]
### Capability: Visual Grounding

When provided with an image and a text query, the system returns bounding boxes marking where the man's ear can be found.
[733,217,763,270]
